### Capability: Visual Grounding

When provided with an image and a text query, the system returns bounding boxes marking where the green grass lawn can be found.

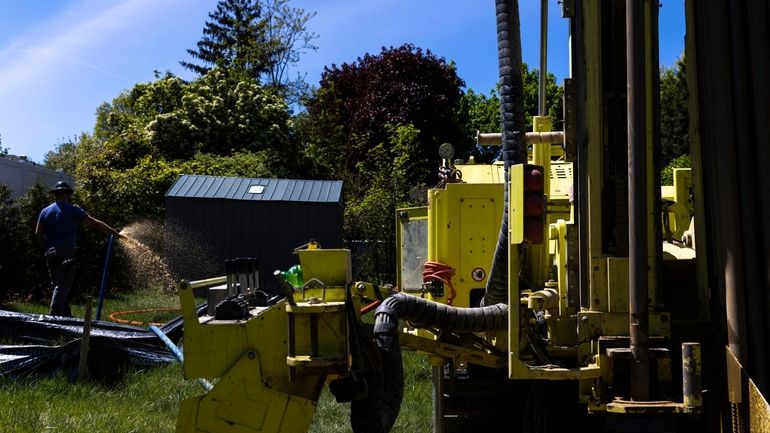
[1,289,433,433]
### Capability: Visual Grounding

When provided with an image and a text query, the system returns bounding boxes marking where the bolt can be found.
[581,315,589,323]
[248,351,256,360]
[356,282,366,293]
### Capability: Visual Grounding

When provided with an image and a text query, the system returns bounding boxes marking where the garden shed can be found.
[165,174,344,284]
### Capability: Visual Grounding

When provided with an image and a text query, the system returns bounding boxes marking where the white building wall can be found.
[0,155,74,199]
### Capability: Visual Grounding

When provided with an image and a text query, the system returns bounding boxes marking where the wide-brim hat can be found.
[51,181,74,194]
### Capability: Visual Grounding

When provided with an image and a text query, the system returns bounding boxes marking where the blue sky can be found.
[0,0,685,164]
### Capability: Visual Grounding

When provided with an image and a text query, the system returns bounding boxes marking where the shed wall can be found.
[165,197,343,284]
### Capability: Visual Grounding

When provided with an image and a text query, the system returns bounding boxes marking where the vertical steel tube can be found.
[569,0,590,310]
[627,0,650,401]
[682,342,703,409]
[539,0,548,116]
[78,296,92,383]
[432,365,445,433]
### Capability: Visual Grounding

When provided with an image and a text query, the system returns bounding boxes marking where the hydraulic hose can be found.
[350,293,508,433]
[484,0,527,306]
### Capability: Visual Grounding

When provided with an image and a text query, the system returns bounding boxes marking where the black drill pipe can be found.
[627,0,650,401]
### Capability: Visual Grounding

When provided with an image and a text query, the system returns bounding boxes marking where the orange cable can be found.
[108,307,180,327]
[423,260,457,305]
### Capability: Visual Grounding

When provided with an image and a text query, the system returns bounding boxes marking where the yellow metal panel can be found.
[458,198,497,290]
[598,312,670,337]
[750,374,770,432]
[455,163,504,184]
[673,168,693,214]
[287,301,347,370]
[427,183,503,307]
[296,249,351,286]
[549,162,573,200]
[606,257,630,313]
[584,0,604,258]
[661,185,675,201]
[510,164,526,244]
[178,283,294,381]
[179,351,321,433]
[590,257,609,312]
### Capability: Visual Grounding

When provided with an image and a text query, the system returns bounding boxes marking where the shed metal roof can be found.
[165,174,343,204]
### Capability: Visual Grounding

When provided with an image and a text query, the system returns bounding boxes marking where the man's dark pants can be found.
[45,247,76,317]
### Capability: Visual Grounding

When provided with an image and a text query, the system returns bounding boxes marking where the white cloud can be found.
[0,0,203,160]
[0,0,167,98]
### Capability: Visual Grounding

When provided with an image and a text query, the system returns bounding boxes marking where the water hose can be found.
[149,325,213,391]
[95,234,115,320]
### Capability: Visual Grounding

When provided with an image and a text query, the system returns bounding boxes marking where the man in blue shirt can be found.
[35,181,121,317]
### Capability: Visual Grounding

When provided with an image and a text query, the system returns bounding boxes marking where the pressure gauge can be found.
[438,142,455,160]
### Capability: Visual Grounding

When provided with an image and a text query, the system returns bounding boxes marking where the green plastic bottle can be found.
[277,265,304,288]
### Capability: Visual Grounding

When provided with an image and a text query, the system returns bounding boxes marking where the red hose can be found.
[360,300,381,315]
[423,261,457,305]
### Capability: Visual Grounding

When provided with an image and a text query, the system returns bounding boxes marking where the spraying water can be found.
[117,220,219,292]
[118,225,176,293]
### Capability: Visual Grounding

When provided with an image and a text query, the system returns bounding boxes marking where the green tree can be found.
[181,0,273,78]
[146,68,292,159]
[457,88,500,163]
[72,69,292,168]
[42,67,298,229]
[0,184,25,301]
[301,44,466,279]
[43,137,79,174]
[262,0,318,101]
[522,63,563,130]
[344,124,426,279]
[181,0,317,99]
[0,183,60,303]
[303,44,466,187]
[660,55,689,165]
[457,63,563,163]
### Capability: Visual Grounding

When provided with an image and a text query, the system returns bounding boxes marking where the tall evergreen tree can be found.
[660,55,689,165]
[181,0,317,100]
[181,0,276,78]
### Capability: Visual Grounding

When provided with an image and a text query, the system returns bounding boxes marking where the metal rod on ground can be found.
[96,234,115,321]
[78,296,93,383]
[626,0,650,401]
[149,325,213,391]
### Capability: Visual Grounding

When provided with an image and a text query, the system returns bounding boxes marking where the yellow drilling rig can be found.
[173,1,770,432]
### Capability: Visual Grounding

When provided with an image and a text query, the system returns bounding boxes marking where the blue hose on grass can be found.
[149,325,213,391]
[95,234,114,321]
